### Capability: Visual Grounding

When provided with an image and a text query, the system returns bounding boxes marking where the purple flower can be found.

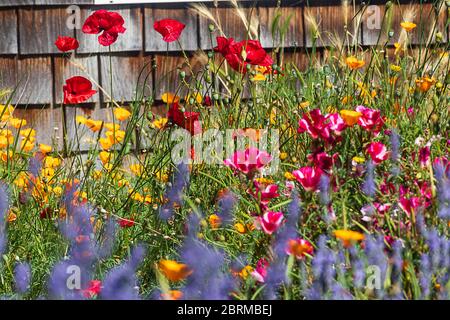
[0,182,9,257]
[101,245,146,300]
[159,163,190,221]
[217,191,237,226]
[362,160,376,198]
[15,262,31,295]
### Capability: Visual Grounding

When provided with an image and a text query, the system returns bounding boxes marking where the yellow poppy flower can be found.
[104,122,120,132]
[9,118,27,129]
[234,222,246,234]
[400,21,416,32]
[334,229,365,247]
[20,139,34,152]
[99,151,112,164]
[340,110,362,126]
[345,56,365,70]
[158,260,192,282]
[85,119,103,132]
[390,64,402,72]
[113,107,131,121]
[415,76,436,93]
[76,115,87,125]
[151,117,168,130]
[99,137,113,150]
[39,144,52,154]
[105,130,125,144]
[184,93,203,104]
[0,136,9,149]
[161,290,183,300]
[0,150,13,162]
[208,214,222,229]
[251,73,266,81]
[0,104,13,122]
[161,92,180,104]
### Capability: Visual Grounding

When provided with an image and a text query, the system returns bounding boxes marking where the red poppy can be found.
[154,19,185,42]
[55,36,79,52]
[63,76,97,104]
[39,207,53,219]
[167,103,201,135]
[214,37,273,73]
[118,217,135,228]
[82,10,126,46]
[82,280,102,298]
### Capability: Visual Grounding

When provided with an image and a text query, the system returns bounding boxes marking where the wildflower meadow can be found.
[0,0,449,303]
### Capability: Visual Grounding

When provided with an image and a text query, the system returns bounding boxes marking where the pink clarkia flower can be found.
[433,156,450,176]
[224,147,272,176]
[326,113,346,136]
[399,196,425,215]
[81,280,102,298]
[367,142,389,164]
[250,180,279,205]
[256,211,284,235]
[286,238,314,259]
[356,105,384,133]
[308,151,333,172]
[418,146,431,168]
[292,166,323,192]
[251,258,269,283]
[298,109,331,141]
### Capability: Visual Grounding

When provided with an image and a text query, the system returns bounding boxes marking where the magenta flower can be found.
[292,166,323,192]
[298,109,331,141]
[250,180,279,206]
[251,258,269,283]
[326,113,346,136]
[367,142,389,164]
[224,147,272,176]
[399,196,425,215]
[356,105,384,134]
[256,211,284,235]
[419,146,431,168]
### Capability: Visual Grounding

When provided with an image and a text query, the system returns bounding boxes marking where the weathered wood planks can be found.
[15,57,53,105]
[0,9,18,55]
[145,8,198,52]
[19,7,71,55]
[13,106,64,148]
[99,54,152,103]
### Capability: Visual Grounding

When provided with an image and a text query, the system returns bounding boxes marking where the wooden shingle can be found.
[13,106,64,149]
[198,7,257,50]
[0,10,18,54]
[99,54,152,103]
[14,57,52,105]
[258,6,304,48]
[304,4,362,48]
[0,58,17,104]
[19,7,71,55]
[145,8,198,52]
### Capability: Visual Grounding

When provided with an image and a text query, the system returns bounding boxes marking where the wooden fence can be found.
[0,0,448,149]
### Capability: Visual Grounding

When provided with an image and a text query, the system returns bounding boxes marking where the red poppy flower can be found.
[167,103,202,135]
[55,36,79,52]
[63,76,97,104]
[154,19,185,42]
[39,207,53,219]
[214,37,273,73]
[82,280,102,298]
[82,10,126,46]
[118,217,135,228]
